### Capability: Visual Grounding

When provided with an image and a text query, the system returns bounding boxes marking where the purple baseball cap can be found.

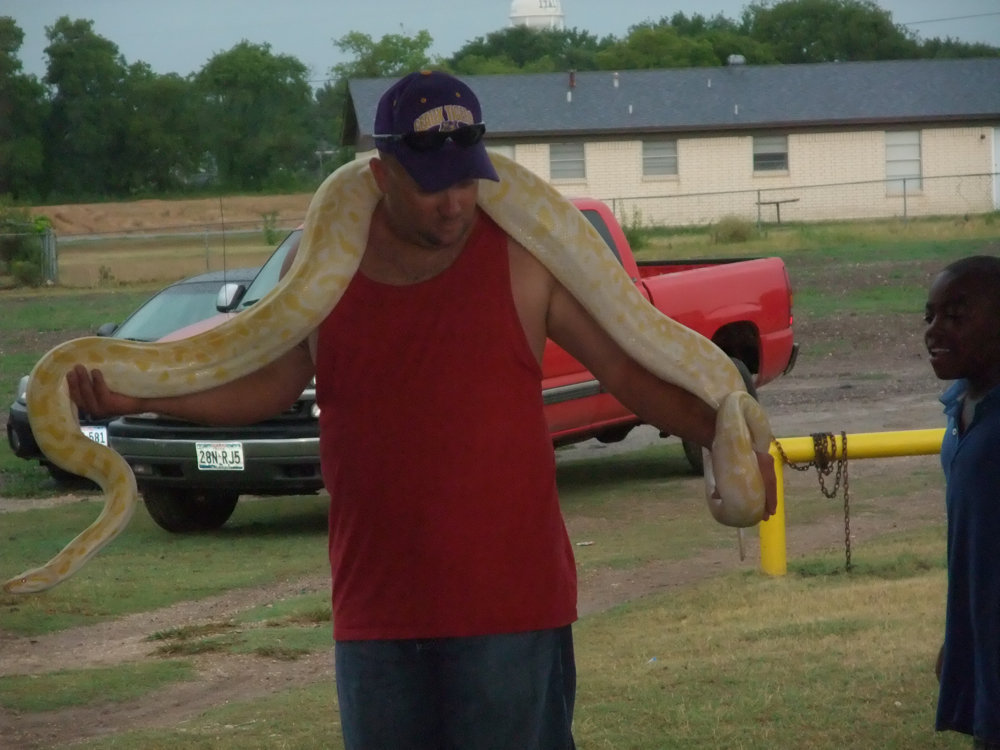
[373,71,500,193]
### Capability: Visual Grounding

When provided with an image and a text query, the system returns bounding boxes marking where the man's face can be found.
[924,270,1000,391]
[373,156,479,250]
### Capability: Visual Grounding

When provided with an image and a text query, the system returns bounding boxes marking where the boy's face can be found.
[924,269,1000,394]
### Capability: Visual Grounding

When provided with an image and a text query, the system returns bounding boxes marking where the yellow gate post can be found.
[760,428,946,576]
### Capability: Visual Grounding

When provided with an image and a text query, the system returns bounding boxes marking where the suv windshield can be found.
[236,229,303,311]
[114,281,236,341]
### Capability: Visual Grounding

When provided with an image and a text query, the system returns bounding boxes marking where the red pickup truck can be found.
[548,198,797,459]
[108,197,797,532]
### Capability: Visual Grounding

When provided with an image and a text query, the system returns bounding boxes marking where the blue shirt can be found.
[936,379,1000,740]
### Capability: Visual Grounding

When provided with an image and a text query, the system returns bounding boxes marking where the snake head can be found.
[2,568,57,595]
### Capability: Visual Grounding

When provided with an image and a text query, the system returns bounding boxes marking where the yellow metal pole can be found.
[757,428,945,576]
[759,448,787,576]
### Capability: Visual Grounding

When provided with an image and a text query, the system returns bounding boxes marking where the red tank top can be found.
[315,213,577,640]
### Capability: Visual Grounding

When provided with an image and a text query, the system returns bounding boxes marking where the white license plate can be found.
[196,441,245,471]
[81,425,108,445]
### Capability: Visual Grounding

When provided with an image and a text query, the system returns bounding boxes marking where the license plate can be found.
[196,441,245,471]
[81,425,108,446]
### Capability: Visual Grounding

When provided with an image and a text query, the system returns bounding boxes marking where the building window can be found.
[885,130,922,194]
[643,139,678,176]
[550,142,585,180]
[753,135,788,172]
[487,144,514,161]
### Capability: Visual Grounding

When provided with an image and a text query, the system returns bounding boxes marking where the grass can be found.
[574,536,952,749]
[0,212,995,747]
[633,212,998,261]
[45,527,962,750]
[56,231,280,287]
[0,660,194,713]
[0,494,330,634]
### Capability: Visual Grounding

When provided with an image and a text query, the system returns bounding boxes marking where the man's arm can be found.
[66,342,315,427]
[545,276,717,447]
[543,269,777,518]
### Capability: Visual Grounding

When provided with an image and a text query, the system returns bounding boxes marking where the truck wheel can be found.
[45,464,99,490]
[46,464,82,484]
[682,358,757,475]
[142,487,239,533]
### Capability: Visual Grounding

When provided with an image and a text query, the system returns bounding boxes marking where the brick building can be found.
[345,59,1000,226]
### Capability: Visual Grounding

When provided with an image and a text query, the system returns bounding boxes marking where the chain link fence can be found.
[0,227,58,286]
[3,171,996,287]
[603,172,998,229]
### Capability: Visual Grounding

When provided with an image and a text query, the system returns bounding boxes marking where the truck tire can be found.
[681,358,757,475]
[142,487,239,533]
[46,464,83,484]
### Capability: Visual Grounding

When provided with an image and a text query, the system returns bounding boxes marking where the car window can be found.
[113,281,233,341]
[236,229,302,310]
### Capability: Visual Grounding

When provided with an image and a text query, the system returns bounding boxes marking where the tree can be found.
[313,30,436,174]
[449,26,607,74]
[331,30,436,80]
[596,24,720,69]
[42,16,130,198]
[742,0,920,63]
[0,17,47,201]
[918,37,1000,60]
[664,12,778,65]
[119,64,200,192]
[193,41,315,191]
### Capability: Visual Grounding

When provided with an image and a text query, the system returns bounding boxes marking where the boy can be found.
[925,254,1000,748]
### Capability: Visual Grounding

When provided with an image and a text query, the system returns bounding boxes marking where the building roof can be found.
[345,58,1000,146]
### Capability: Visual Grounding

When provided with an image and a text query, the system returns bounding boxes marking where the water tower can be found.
[510,0,565,30]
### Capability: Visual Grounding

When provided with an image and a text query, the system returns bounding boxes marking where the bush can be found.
[10,259,45,287]
[0,205,50,287]
[620,207,649,252]
[712,215,757,244]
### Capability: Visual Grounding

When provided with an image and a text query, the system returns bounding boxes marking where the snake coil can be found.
[3,154,772,594]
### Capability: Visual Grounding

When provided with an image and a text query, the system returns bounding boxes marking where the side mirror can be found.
[95,322,119,337]
[216,282,247,312]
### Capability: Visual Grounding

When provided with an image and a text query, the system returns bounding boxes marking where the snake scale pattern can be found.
[3,153,773,594]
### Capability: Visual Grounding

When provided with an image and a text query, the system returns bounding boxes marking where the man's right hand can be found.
[66,364,144,418]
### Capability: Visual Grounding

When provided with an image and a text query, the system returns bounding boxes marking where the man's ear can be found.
[369,156,387,191]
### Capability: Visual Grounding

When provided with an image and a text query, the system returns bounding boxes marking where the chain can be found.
[773,432,852,571]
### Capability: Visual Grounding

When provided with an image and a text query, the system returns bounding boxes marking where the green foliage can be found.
[597,25,721,69]
[451,26,604,73]
[1,7,998,204]
[10,258,44,286]
[332,30,436,79]
[261,211,280,245]
[0,204,45,285]
[43,17,131,198]
[193,41,316,192]
[712,215,757,243]
[741,0,921,63]
[619,206,649,251]
[0,17,47,201]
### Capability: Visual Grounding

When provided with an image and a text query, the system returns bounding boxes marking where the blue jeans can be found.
[335,625,576,750]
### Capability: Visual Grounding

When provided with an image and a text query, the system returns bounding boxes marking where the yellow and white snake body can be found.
[3,153,773,595]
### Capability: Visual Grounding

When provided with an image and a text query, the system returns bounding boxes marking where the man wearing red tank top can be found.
[68,71,777,749]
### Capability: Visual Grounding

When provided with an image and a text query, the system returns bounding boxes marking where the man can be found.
[69,70,776,749]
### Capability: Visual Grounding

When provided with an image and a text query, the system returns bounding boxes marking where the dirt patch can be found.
[0,196,958,748]
[33,195,314,237]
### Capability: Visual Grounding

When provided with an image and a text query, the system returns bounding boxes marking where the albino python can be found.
[3,153,773,595]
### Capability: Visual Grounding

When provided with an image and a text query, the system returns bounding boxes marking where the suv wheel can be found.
[142,487,239,533]
[681,358,757,475]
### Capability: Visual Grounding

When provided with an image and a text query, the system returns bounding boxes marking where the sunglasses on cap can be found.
[374,123,486,153]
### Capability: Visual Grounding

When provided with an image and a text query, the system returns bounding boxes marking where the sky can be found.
[7,0,1000,85]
